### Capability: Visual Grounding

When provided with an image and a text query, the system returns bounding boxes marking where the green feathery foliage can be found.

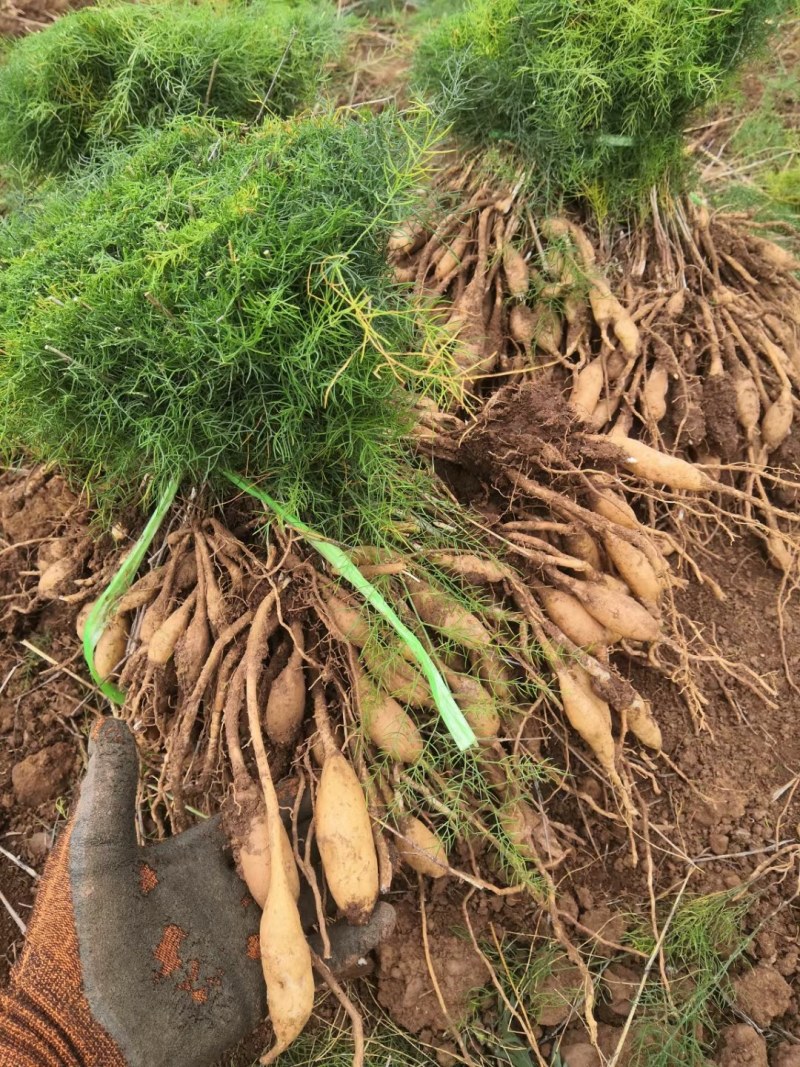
[624,889,750,1066]
[413,0,791,214]
[0,0,346,177]
[0,110,449,542]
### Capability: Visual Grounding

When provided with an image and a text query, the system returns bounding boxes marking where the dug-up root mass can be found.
[393,162,800,579]
[52,480,740,883]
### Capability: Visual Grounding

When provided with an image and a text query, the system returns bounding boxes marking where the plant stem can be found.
[83,475,180,703]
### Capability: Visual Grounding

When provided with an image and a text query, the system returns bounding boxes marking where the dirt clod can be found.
[703,374,741,460]
[579,905,627,956]
[11,742,75,808]
[457,381,586,482]
[709,832,730,855]
[772,1043,800,1067]
[601,963,640,1019]
[534,962,584,1027]
[733,963,793,1028]
[376,896,487,1034]
[560,1043,601,1067]
[716,1023,768,1067]
[596,1023,635,1065]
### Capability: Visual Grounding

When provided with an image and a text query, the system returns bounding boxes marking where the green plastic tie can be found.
[594,133,635,147]
[224,470,476,752]
[83,477,180,704]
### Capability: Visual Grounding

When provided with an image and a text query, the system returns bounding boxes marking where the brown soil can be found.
[377,885,487,1037]
[0,0,89,36]
[451,379,632,488]
[0,469,110,983]
[361,520,800,1063]
[542,531,800,1059]
[702,375,741,461]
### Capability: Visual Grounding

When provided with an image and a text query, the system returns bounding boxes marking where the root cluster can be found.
[393,166,800,574]
[78,517,564,879]
[61,501,695,869]
[390,163,799,734]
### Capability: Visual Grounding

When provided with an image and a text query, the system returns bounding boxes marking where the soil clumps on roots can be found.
[454,380,623,486]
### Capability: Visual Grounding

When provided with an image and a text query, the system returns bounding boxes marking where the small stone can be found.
[771,1041,800,1067]
[716,1024,767,1067]
[535,964,583,1027]
[560,1043,601,1067]
[709,833,730,855]
[24,831,52,862]
[602,964,641,1018]
[733,964,793,1028]
[580,906,627,956]
[11,742,74,808]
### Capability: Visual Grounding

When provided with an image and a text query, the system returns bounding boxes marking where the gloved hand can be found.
[0,718,393,1067]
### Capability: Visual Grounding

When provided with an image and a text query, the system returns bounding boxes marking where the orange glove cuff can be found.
[0,828,125,1067]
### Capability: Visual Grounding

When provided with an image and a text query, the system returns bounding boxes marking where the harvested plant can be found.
[0,0,345,176]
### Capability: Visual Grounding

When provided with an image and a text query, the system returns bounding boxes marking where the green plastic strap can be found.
[595,133,634,147]
[83,477,180,703]
[224,471,476,752]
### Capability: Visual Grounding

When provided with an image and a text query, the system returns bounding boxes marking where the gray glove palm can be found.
[0,718,393,1067]
[71,718,264,1067]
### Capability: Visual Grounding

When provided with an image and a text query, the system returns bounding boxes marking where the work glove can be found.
[0,718,393,1067]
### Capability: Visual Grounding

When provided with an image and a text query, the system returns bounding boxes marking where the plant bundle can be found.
[389,0,800,757]
[0,110,445,543]
[32,460,583,1059]
[413,0,790,212]
[0,0,345,176]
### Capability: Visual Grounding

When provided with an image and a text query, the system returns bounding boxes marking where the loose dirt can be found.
[717,1023,770,1067]
[0,0,89,36]
[0,469,107,982]
[377,886,487,1037]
